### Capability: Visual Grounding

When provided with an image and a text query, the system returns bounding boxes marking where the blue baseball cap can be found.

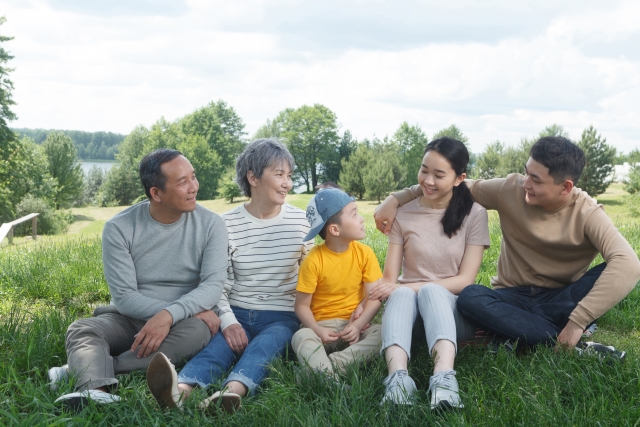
[304,188,355,241]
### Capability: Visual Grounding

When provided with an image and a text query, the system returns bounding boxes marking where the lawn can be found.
[0,185,639,426]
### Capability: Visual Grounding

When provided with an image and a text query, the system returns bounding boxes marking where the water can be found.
[81,161,116,175]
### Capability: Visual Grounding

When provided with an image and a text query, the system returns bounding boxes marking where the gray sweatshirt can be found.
[102,201,228,325]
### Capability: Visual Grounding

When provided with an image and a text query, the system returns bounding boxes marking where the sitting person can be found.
[292,188,383,381]
[370,137,489,409]
[374,136,640,354]
[146,138,312,413]
[51,149,228,410]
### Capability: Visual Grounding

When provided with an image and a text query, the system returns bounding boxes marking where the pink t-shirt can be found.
[389,198,490,284]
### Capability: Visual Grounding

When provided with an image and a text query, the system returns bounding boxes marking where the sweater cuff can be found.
[164,304,186,326]
[568,306,594,331]
[220,311,239,330]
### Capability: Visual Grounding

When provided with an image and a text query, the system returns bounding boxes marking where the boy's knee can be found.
[292,328,317,349]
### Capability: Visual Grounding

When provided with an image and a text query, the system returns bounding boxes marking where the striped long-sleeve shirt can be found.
[214,203,312,330]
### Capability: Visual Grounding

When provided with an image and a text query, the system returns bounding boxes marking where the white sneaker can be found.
[429,370,463,410]
[48,365,69,392]
[380,369,417,405]
[54,389,120,411]
[146,352,183,409]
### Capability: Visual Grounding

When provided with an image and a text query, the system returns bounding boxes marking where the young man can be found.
[50,149,228,409]
[374,136,640,351]
[292,188,383,379]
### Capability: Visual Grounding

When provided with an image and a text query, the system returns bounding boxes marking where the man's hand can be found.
[313,326,340,344]
[369,281,399,301]
[340,323,361,345]
[374,195,400,235]
[222,323,249,354]
[131,309,173,358]
[349,303,370,332]
[194,310,221,337]
[556,319,584,350]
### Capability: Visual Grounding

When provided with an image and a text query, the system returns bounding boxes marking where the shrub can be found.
[14,195,74,236]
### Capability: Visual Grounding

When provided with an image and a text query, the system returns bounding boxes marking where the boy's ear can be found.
[328,223,340,237]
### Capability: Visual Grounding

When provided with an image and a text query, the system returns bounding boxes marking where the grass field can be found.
[1,185,639,426]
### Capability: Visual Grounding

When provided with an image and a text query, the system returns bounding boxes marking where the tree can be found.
[321,130,357,185]
[180,100,246,166]
[218,169,242,203]
[577,125,616,197]
[339,143,373,199]
[392,122,428,188]
[102,164,143,206]
[42,132,84,208]
[476,141,505,179]
[624,165,640,195]
[364,154,397,203]
[276,104,341,192]
[0,16,19,222]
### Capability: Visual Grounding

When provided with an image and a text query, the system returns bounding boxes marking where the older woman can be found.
[146,138,311,412]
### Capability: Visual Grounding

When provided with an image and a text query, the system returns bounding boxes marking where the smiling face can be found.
[250,162,293,207]
[151,155,199,222]
[417,150,465,209]
[523,157,571,210]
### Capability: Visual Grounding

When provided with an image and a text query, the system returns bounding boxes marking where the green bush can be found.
[14,194,74,236]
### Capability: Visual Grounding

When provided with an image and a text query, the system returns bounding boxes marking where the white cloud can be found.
[2,0,639,154]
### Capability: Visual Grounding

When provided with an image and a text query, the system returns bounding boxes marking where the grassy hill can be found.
[0,185,639,425]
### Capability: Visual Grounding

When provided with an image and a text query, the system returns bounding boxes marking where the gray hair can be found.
[235,138,295,197]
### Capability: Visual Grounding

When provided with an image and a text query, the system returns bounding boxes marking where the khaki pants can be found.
[291,318,381,376]
[65,306,211,391]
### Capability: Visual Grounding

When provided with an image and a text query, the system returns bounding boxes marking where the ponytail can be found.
[441,183,474,238]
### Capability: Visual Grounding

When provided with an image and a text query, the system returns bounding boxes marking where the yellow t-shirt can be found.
[296,241,383,322]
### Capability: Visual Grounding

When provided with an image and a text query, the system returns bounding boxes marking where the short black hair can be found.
[139,148,183,199]
[318,209,344,240]
[529,136,585,184]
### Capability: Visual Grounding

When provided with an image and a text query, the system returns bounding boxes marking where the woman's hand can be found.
[222,323,249,354]
[369,281,399,301]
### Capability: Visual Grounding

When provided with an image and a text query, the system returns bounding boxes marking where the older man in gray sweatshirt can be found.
[51,148,228,409]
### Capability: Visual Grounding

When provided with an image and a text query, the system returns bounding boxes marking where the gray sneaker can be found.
[575,341,626,361]
[380,369,416,405]
[48,365,69,392]
[429,370,463,410]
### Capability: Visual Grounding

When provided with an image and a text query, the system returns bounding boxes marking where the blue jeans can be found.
[456,263,606,345]
[177,307,299,395]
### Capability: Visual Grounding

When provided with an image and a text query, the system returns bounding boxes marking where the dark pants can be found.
[456,263,606,346]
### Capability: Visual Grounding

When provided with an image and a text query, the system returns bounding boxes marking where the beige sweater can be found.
[394,174,640,329]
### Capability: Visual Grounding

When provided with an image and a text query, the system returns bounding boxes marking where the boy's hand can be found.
[340,323,361,345]
[369,281,399,301]
[350,304,370,332]
[314,326,340,344]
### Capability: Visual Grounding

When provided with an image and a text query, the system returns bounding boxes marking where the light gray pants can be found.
[381,284,476,359]
[65,306,211,391]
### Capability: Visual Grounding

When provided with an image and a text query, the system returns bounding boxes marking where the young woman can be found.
[369,137,490,410]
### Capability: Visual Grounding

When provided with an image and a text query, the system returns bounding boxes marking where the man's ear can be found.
[149,187,162,202]
[561,179,574,195]
[328,223,340,237]
[247,170,258,188]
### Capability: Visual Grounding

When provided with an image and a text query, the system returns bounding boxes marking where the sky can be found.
[2,0,640,154]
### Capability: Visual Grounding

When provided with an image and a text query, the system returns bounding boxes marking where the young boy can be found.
[292,188,383,379]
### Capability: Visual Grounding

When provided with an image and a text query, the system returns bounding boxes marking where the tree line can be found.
[2,16,639,237]
[11,128,125,160]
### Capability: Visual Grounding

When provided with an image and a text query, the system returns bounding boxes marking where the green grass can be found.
[1,189,640,426]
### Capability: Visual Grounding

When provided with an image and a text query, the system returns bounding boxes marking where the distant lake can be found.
[81,161,116,175]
